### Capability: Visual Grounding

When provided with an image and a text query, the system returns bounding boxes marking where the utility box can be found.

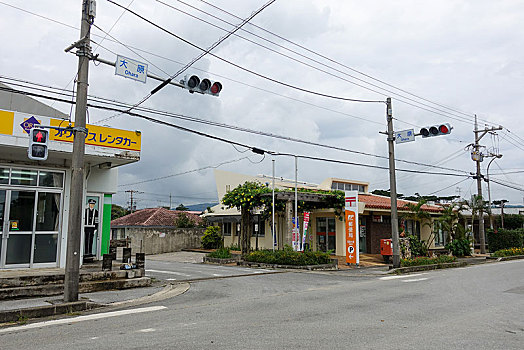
[380,239,393,262]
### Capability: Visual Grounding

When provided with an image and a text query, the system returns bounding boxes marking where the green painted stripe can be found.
[101,194,112,255]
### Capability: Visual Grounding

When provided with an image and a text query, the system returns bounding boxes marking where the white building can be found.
[0,84,140,268]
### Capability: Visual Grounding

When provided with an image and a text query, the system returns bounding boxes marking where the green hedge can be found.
[401,255,456,267]
[492,247,524,257]
[201,226,222,249]
[487,228,524,253]
[244,248,332,266]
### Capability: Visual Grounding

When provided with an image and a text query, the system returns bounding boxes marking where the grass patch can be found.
[207,247,233,259]
[401,255,456,267]
[492,247,524,257]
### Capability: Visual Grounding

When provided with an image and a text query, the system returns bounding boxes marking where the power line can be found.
[158,0,480,126]
[119,157,252,186]
[194,0,496,126]
[426,177,471,196]
[104,0,279,119]
[105,0,385,105]
[0,84,469,179]
[0,78,471,175]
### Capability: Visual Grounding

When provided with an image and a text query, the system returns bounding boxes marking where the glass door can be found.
[5,190,35,267]
[0,190,6,266]
[0,189,60,267]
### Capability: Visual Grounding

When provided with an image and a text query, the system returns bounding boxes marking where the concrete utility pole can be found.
[64,0,94,302]
[125,190,142,213]
[386,98,401,268]
[473,115,503,254]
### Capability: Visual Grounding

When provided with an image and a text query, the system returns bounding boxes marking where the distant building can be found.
[203,170,443,255]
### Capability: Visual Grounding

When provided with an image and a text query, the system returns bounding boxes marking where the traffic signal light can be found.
[182,75,222,96]
[28,127,49,161]
[419,123,452,138]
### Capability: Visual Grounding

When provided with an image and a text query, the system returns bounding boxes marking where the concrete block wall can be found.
[124,227,205,255]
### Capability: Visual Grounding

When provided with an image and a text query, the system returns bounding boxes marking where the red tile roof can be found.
[111,207,202,227]
[359,194,442,213]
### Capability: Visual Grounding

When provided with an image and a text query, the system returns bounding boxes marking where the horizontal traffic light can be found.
[182,75,222,96]
[28,127,49,161]
[419,123,452,138]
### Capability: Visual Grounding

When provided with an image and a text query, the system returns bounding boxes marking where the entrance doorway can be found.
[0,167,63,268]
[316,217,336,253]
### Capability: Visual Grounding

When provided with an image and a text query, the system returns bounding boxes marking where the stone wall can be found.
[118,227,205,255]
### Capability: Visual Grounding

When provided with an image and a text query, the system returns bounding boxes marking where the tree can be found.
[462,195,489,249]
[176,203,189,211]
[174,212,196,228]
[222,182,271,255]
[400,199,434,255]
[111,204,129,220]
[437,202,468,241]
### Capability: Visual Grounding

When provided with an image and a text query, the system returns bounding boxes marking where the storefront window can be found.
[33,234,58,263]
[0,168,8,184]
[10,169,37,186]
[6,234,32,264]
[9,191,35,231]
[38,171,64,188]
[36,193,60,231]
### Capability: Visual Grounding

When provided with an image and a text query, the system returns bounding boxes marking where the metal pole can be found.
[272,159,275,251]
[386,98,400,268]
[64,0,92,302]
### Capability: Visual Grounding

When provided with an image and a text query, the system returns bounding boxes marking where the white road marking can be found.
[166,278,177,281]
[212,274,223,276]
[138,328,156,333]
[147,269,191,277]
[379,273,426,280]
[401,278,429,283]
[0,306,167,334]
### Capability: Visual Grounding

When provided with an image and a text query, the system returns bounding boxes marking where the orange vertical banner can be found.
[345,191,359,265]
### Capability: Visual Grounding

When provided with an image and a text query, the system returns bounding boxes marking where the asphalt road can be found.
[1,260,523,349]
[145,259,275,282]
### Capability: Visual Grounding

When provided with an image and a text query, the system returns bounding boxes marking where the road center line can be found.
[379,273,426,280]
[401,278,429,283]
[0,306,167,334]
[147,269,191,277]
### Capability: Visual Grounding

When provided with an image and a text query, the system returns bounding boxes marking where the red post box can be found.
[380,239,393,263]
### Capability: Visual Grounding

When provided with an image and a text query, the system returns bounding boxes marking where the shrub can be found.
[445,238,471,257]
[487,228,524,253]
[201,226,222,249]
[492,247,524,257]
[401,255,456,267]
[407,235,428,257]
[207,247,232,259]
[228,243,241,251]
[244,248,332,266]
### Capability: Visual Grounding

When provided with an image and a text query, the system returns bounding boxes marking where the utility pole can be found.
[64,0,94,302]
[473,115,502,254]
[125,190,142,213]
[386,98,400,268]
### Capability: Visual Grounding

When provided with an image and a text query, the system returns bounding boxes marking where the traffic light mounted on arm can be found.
[419,123,452,138]
[28,127,49,161]
[181,75,222,96]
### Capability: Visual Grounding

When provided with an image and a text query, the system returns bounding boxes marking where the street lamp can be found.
[486,154,502,229]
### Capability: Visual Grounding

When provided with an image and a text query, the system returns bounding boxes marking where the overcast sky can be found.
[1,0,524,209]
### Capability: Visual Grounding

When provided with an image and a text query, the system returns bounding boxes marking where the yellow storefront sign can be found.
[49,119,141,151]
[0,110,15,135]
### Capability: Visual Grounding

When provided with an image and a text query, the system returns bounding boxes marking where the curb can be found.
[238,261,338,271]
[486,255,524,261]
[0,301,101,324]
[389,261,468,274]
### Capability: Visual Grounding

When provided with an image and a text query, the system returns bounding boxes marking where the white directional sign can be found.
[395,129,415,144]
[115,55,148,83]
